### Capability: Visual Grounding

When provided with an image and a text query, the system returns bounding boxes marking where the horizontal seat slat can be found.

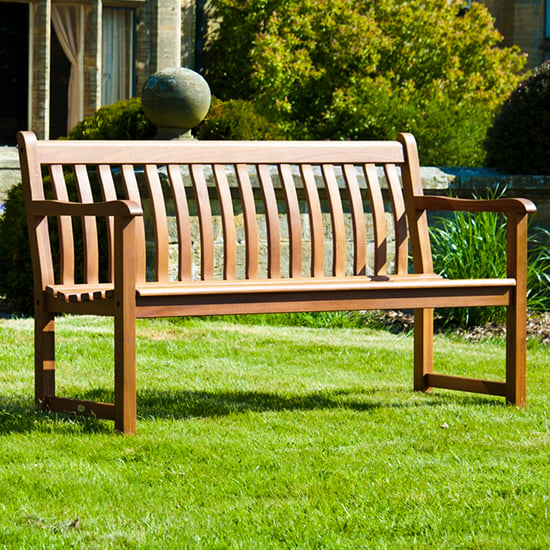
[134,276,514,297]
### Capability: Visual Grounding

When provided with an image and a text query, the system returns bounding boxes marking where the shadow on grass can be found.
[0,388,503,434]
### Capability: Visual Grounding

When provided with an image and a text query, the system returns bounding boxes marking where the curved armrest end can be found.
[116,200,143,217]
[415,195,537,215]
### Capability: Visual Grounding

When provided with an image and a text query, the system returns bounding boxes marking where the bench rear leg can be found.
[35,306,56,407]
[413,308,433,392]
[505,296,527,406]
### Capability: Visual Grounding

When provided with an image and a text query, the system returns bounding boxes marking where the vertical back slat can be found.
[213,165,237,280]
[384,164,409,275]
[121,164,146,283]
[236,164,259,279]
[300,164,324,277]
[97,165,117,282]
[49,164,75,284]
[363,164,387,276]
[343,164,367,276]
[144,164,169,282]
[322,164,346,277]
[398,133,433,274]
[279,164,303,278]
[257,164,281,279]
[74,164,99,284]
[167,165,193,281]
[190,164,214,280]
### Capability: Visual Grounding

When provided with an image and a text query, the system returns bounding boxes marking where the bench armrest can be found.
[415,195,536,215]
[29,199,143,218]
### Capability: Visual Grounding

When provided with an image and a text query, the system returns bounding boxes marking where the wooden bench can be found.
[17,130,536,434]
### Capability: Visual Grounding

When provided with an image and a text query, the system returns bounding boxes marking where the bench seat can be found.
[46,275,514,303]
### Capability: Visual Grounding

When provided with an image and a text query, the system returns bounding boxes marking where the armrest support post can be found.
[505,211,529,406]
[113,213,138,434]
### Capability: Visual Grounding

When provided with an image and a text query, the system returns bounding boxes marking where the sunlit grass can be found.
[0,315,548,548]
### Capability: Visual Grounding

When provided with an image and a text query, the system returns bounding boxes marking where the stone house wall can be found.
[481,0,548,68]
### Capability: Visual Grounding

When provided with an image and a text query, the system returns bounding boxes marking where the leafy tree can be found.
[205,0,526,165]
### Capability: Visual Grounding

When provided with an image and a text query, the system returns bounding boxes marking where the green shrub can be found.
[205,0,525,165]
[429,190,550,328]
[0,183,34,314]
[66,97,156,140]
[485,62,550,174]
[194,97,283,140]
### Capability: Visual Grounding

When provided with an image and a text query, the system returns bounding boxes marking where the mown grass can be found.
[0,315,548,549]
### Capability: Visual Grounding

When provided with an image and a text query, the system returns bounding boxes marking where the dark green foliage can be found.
[194,97,283,140]
[0,183,34,314]
[485,62,550,174]
[204,0,526,166]
[66,98,156,140]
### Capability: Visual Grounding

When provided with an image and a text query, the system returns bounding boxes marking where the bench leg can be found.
[413,308,433,392]
[113,214,138,434]
[35,305,56,406]
[505,213,528,407]
[114,305,137,434]
[505,296,527,407]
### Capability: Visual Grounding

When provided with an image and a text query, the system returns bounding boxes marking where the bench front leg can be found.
[113,215,138,434]
[414,308,434,392]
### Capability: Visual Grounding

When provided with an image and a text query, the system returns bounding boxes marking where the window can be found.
[102,7,135,106]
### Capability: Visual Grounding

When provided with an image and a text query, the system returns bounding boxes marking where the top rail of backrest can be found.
[24,137,407,166]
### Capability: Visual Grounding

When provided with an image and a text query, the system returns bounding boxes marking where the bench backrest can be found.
[18,131,433,290]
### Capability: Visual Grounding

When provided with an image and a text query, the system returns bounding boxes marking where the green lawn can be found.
[0,315,548,549]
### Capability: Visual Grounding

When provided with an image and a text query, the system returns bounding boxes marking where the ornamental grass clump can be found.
[429,190,550,328]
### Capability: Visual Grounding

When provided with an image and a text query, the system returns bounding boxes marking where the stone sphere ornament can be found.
[141,67,211,139]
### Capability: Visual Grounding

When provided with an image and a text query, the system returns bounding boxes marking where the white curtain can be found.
[52,5,84,132]
[102,8,134,106]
